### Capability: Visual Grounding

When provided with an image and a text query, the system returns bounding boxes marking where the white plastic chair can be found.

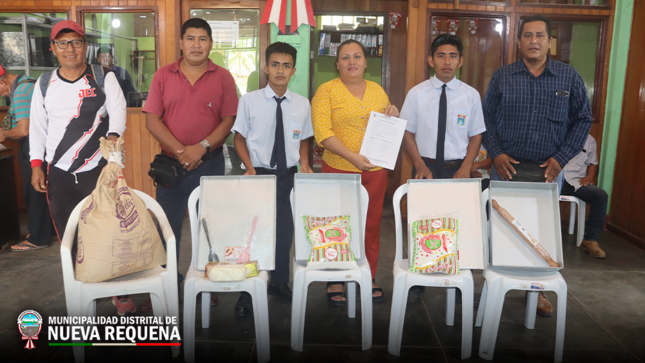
[184,186,270,363]
[476,190,568,363]
[559,195,585,247]
[387,184,474,359]
[475,270,567,363]
[290,179,372,351]
[60,190,180,363]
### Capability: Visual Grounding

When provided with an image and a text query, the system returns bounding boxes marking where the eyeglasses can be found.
[53,40,85,49]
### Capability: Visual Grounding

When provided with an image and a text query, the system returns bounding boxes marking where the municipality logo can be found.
[18,310,43,349]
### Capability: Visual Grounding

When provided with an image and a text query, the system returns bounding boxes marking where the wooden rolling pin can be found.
[492,199,559,268]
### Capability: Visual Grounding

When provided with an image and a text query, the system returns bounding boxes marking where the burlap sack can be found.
[75,136,166,283]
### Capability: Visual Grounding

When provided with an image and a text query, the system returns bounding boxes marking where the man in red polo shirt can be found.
[143,18,238,309]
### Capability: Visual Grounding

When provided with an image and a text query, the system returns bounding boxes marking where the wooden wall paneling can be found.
[137,114,153,195]
[608,0,645,248]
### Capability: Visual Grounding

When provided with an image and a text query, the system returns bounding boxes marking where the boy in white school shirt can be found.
[400,34,486,303]
[231,42,314,317]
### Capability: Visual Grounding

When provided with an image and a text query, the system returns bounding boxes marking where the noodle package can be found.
[410,214,460,274]
[303,215,358,269]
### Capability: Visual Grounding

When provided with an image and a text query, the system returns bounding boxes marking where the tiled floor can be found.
[1,206,644,363]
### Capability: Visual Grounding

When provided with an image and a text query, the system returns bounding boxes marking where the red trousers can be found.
[322,162,388,278]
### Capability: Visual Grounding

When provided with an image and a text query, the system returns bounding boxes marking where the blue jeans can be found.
[561,180,608,242]
[155,153,225,272]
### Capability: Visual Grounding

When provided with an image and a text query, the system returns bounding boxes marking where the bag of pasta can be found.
[303,215,358,269]
[410,214,460,274]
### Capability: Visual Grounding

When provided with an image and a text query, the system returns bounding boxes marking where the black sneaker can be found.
[269,283,293,302]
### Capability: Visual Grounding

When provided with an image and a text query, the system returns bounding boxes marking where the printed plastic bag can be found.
[410,214,460,274]
[303,215,358,269]
[75,136,166,282]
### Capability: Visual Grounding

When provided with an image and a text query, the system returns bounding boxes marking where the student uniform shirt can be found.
[232,86,313,169]
[29,65,127,173]
[563,135,597,191]
[400,76,486,160]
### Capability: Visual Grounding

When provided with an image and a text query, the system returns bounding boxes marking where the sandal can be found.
[11,241,50,252]
[372,287,385,303]
[326,292,347,307]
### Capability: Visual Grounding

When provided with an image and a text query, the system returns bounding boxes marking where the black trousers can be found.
[561,179,608,242]
[412,159,461,180]
[255,167,296,286]
[18,139,54,246]
[47,164,101,241]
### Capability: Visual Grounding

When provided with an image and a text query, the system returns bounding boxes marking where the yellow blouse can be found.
[311,78,390,172]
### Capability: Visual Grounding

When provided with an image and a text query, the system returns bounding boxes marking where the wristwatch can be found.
[200,139,210,152]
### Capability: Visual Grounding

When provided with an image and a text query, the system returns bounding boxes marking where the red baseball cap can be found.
[0,65,5,78]
[50,20,85,40]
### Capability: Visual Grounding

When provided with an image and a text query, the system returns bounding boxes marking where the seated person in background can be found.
[561,134,608,258]
[97,46,137,99]
[471,145,492,190]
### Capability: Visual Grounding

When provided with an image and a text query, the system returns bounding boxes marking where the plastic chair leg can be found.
[524,291,538,329]
[475,280,487,327]
[347,282,357,318]
[360,271,373,351]
[290,270,308,352]
[577,201,586,247]
[151,293,166,317]
[554,281,568,363]
[387,274,409,356]
[252,280,271,363]
[446,287,456,326]
[201,292,211,329]
[460,275,474,359]
[183,284,197,363]
[478,280,506,361]
[568,201,576,235]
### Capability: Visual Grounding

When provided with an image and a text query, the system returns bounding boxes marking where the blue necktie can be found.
[270,96,287,181]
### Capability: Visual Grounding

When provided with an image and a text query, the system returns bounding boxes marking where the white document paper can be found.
[359,111,407,170]
[208,21,239,45]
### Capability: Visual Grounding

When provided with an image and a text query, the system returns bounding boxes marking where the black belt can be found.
[161,146,223,162]
[254,166,298,175]
[421,157,464,169]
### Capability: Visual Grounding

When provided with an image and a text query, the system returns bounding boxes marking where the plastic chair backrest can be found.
[406,179,486,270]
[191,176,277,271]
[291,174,368,261]
[60,189,177,284]
[188,187,201,270]
[392,184,409,262]
[482,187,490,268]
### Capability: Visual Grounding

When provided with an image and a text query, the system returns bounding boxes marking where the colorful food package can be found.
[76,137,166,282]
[410,214,460,274]
[303,215,358,269]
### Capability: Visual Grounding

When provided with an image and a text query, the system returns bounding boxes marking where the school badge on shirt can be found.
[457,114,466,126]
[292,129,301,140]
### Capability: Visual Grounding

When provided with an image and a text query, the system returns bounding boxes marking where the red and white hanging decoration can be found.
[389,12,403,29]
[447,19,459,35]
[432,18,440,35]
[261,0,316,35]
[467,19,478,34]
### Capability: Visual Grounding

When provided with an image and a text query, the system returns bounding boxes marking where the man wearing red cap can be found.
[0,65,55,251]
[28,21,131,313]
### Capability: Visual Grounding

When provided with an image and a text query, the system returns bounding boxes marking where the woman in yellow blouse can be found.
[312,39,399,306]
